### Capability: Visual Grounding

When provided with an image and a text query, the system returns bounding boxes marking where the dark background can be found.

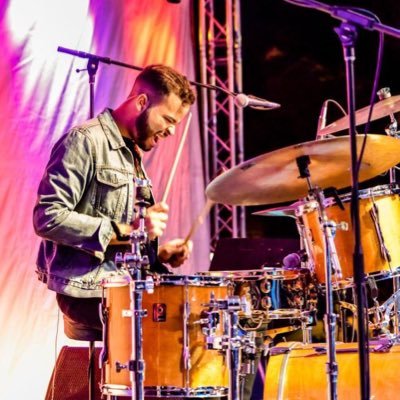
[240,0,400,239]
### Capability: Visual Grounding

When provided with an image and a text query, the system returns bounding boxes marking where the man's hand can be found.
[144,202,169,240]
[158,239,193,268]
[109,202,169,245]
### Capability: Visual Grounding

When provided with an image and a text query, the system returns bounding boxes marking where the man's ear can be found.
[135,93,149,112]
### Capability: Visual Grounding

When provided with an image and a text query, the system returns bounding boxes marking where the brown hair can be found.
[132,64,196,106]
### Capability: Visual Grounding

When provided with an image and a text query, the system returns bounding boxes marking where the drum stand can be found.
[115,178,154,400]
[203,294,256,400]
[296,155,346,400]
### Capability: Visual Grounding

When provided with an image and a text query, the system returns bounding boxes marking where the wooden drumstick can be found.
[182,168,228,245]
[183,198,215,245]
[161,112,193,204]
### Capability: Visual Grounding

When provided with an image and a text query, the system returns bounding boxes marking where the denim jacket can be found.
[33,109,149,297]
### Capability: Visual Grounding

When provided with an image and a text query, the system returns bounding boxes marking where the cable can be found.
[352,8,384,177]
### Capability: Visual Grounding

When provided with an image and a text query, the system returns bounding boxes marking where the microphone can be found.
[234,93,281,110]
[317,100,329,132]
[282,249,308,269]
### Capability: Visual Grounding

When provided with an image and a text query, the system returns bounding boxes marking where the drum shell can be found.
[103,276,229,390]
[301,186,400,283]
[264,341,400,399]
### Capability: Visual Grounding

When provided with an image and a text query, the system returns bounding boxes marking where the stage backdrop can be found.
[0,1,210,398]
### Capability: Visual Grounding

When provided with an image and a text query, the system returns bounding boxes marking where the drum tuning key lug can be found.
[323,219,348,233]
[336,221,348,231]
[121,309,148,318]
[115,361,128,373]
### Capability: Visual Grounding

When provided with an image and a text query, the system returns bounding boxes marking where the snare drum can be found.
[101,274,229,398]
[299,185,400,283]
[264,341,400,399]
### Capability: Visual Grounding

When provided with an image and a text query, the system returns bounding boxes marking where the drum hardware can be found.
[339,285,400,341]
[126,180,152,400]
[370,200,392,263]
[377,88,399,139]
[201,292,257,400]
[296,153,348,399]
[239,331,257,375]
[101,178,154,400]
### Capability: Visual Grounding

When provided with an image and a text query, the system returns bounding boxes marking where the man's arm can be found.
[33,129,114,259]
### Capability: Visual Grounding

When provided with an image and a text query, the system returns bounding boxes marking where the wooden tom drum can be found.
[299,185,400,283]
[101,274,229,398]
[264,341,400,399]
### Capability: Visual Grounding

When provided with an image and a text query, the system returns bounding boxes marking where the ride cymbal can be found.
[206,134,400,206]
[318,95,400,136]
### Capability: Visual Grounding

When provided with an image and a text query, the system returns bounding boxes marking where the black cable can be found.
[351,8,384,178]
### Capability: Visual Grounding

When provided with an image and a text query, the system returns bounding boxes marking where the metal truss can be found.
[198,0,246,248]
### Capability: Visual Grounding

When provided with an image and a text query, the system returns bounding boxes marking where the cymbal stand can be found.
[296,155,343,400]
[122,178,154,400]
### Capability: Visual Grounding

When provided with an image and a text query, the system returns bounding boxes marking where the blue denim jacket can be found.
[33,109,147,297]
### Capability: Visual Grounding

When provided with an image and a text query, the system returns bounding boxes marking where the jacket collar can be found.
[98,108,127,150]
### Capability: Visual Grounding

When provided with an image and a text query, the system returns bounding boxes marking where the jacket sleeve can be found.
[33,128,113,259]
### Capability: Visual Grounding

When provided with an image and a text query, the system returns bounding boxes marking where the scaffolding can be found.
[198,0,246,248]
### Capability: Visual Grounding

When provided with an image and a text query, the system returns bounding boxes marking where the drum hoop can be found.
[339,184,400,203]
[156,274,228,286]
[296,184,400,211]
[102,384,229,397]
[144,386,229,398]
[101,275,130,288]
[278,342,303,399]
[204,268,292,281]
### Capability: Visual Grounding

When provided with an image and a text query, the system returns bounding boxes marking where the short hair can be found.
[132,64,196,106]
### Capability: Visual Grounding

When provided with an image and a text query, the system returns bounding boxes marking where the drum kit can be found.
[99,93,400,399]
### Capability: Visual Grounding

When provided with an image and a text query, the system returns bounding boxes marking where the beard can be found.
[134,108,153,151]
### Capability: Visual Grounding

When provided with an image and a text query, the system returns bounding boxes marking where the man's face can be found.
[134,92,190,151]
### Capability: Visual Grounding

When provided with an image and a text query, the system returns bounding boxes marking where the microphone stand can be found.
[58,46,279,109]
[336,21,372,400]
[283,1,400,399]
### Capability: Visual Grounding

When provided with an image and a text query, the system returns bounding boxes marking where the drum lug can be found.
[115,359,146,373]
[115,361,128,373]
[121,309,148,318]
[122,309,132,317]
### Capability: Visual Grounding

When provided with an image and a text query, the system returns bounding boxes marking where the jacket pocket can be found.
[92,167,130,219]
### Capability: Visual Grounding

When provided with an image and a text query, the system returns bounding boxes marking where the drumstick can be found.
[182,168,228,245]
[161,112,193,204]
[183,198,215,245]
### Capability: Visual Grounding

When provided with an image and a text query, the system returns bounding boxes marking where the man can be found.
[33,64,196,336]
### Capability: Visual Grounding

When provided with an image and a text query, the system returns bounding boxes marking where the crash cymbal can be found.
[318,95,400,136]
[252,201,305,218]
[206,134,400,206]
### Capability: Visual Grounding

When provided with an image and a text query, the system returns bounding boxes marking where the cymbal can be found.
[252,201,305,218]
[206,134,400,206]
[318,95,400,136]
